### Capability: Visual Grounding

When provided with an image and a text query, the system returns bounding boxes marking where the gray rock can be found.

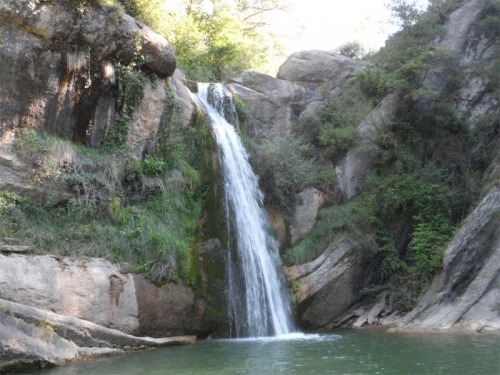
[0,253,217,337]
[0,0,176,142]
[134,275,208,337]
[0,149,73,205]
[290,188,326,245]
[398,187,500,332]
[0,254,140,333]
[335,91,401,199]
[170,70,196,129]
[286,235,379,329]
[229,71,308,141]
[277,50,363,86]
[127,78,167,157]
[0,298,194,373]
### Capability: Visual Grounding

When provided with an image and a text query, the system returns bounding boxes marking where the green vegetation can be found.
[101,64,148,150]
[284,200,373,265]
[1,78,212,284]
[255,135,318,214]
[283,0,499,312]
[117,0,289,81]
[316,81,375,161]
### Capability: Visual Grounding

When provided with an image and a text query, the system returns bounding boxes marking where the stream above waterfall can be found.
[17,330,500,375]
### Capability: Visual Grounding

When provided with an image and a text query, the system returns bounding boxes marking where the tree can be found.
[386,0,424,32]
[120,0,290,81]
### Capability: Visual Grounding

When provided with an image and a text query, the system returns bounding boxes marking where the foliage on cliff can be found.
[0,81,211,284]
[284,0,499,311]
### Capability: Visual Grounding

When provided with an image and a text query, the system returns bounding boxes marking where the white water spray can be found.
[197,83,294,337]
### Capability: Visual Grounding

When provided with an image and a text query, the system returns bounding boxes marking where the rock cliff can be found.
[0,2,498,372]
[229,0,499,332]
[0,1,222,370]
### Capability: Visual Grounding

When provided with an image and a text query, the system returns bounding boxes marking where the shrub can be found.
[283,200,374,265]
[256,135,318,213]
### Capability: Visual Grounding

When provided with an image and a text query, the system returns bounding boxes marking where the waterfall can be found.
[197,83,294,338]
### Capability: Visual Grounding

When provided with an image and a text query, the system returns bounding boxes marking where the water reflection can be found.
[17,331,500,375]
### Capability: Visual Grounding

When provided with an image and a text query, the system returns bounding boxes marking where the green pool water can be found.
[19,330,500,375]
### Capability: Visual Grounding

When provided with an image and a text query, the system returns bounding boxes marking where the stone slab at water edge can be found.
[0,253,215,373]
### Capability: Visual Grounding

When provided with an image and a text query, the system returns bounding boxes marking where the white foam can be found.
[216,332,341,343]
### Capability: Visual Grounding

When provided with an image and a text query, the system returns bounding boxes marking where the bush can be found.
[256,135,318,213]
[284,200,374,265]
[316,81,375,161]
[5,93,211,284]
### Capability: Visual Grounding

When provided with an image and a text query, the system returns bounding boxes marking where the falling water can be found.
[197,83,294,337]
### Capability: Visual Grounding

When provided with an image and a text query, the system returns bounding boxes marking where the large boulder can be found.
[286,235,379,329]
[0,298,194,374]
[277,50,363,87]
[397,187,500,331]
[228,71,308,141]
[0,0,176,143]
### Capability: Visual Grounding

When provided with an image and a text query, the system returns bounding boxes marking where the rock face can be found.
[0,252,216,371]
[229,71,307,141]
[397,187,500,331]
[290,188,326,245]
[127,78,168,156]
[286,235,379,329]
[228,52,362,143]
[0,0,176,147]
[0,254,217,336]
[277,50,363,86]
[335,91,401,199]
[0,298,194,374]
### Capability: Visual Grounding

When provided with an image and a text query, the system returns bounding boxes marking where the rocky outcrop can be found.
[432,0,498,121]
[0,0,176,146]
[277,50,363,87]
[228,71,307,141]
[229,51,362,143]
[134,275,208,337]
[290,188,326,245]
[0,0,175,77]
[0,251,217,370]
[0,254,218,336]
[396,187,500,332]
[0,149,72,205]
[127,78,168,157]
[335,91,401,199]
[0,298,194,374]
[286,235,379,329]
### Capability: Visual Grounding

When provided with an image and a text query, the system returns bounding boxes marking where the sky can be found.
[281,0,429,54]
